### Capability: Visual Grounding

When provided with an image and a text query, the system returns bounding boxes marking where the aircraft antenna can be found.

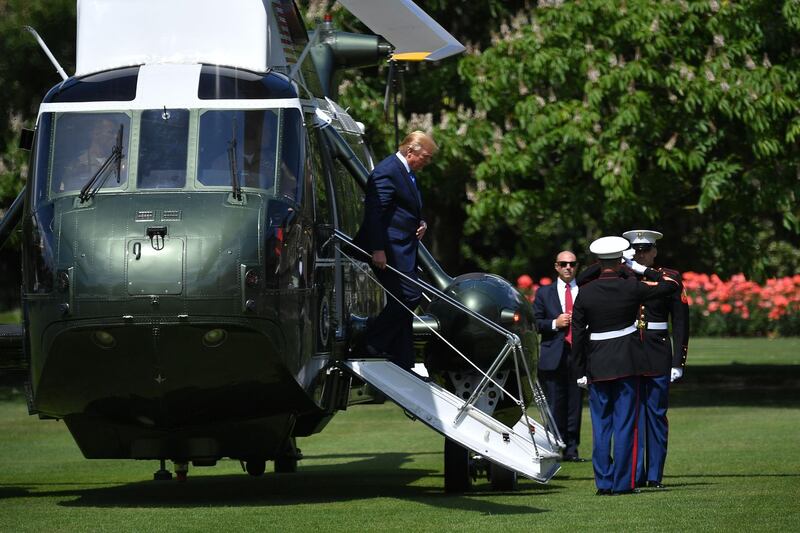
[23,26,68,81]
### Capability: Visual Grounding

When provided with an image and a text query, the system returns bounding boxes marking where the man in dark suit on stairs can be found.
[533,250,585,461]
[355,131,436,371]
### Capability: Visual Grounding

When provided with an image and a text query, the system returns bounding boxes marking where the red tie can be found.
[564,283,573,345]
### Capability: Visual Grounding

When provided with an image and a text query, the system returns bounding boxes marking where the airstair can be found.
[344,360,560,482]
[331,229,563,485]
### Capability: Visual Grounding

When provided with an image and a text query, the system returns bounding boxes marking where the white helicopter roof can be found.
[76,0,294,76]
[75,0,465,78]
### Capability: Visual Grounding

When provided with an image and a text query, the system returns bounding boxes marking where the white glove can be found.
[670,367,683,383]
[576,376,588,389]
[622,248,635,261]
[629,260,647,274]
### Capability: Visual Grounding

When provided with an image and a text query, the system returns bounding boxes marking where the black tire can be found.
[274,456,298,473]
[489,463,518,491]
[444,438,471,493]
[245,459,266,477]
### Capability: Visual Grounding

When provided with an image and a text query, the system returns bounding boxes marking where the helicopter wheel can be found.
[488,463,518,492]
[443,438,471,493]
[274,456,297,473]
[246,459,266,477]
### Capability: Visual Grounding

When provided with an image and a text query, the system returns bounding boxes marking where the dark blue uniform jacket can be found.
[572,269,678,382]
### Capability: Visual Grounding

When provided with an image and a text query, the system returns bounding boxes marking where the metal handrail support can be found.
[330,230,559,454]
[518,344,563,450]
[330,230,523,402]
[331,229,514,339]
[453,338,514,426]
[511,343,541,457]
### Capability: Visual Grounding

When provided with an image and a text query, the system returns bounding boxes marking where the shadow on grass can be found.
[0,452,551,514]
[671,364,800,408]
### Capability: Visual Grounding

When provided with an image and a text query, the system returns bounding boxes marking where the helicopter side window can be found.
[197,110,279,191]
[49,112,130,196]
[137,109,189,189]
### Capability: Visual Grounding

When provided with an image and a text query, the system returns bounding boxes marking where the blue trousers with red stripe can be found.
[635,374,670,485]
[589,376,640,492]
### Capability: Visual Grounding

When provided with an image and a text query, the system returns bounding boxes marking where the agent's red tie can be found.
[565,283,573,345]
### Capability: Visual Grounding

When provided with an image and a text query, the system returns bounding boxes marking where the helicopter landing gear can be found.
[153,458,173,481]
[174,461,189,482]
[443,438,472,493]
[245,459,266,477]
[274,436,302,473]
[274,456,297,473]
[488,463,518,492]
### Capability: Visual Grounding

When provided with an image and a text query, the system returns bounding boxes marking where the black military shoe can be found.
[647,481,666,489]
[595,489,612,496]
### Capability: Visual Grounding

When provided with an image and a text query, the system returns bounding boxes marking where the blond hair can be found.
[399,131,438,155]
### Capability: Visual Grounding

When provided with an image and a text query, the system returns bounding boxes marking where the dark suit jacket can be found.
[354,154,422,272]
[533,282,570,371]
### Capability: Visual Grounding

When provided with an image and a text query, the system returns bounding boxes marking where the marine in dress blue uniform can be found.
[534,250,584,460]
[354,131,435,370]
[623,229,690,489]
[572,236,679,495]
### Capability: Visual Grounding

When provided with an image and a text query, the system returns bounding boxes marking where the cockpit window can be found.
[197,108,304,202]
[49,112,130,196]
[138,109,189,189]
[197,109,279,191]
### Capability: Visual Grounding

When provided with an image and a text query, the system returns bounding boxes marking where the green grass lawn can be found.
[1,338,799,532]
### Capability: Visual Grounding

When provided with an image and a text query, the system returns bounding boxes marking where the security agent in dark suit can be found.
[623,229,690,489]
[354,131,435,370]
[572,236,679,495]
[533,250,585,461]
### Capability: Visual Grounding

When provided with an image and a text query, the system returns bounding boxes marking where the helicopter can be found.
[0,0,561,491]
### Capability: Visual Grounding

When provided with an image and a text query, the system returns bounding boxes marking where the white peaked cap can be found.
[622,229,664,246]
[590,236,630,259]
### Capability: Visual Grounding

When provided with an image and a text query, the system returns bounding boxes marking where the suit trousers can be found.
[635,374,670,485]
[538,344,583,457]
[366,266,421,370]
[589,376,640,493]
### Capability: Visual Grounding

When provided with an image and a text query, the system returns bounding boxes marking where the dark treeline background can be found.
[1,0,798,310]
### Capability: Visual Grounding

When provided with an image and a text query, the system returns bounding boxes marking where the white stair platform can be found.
[344,360,561,483]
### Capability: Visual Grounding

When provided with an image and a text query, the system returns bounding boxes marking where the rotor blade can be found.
[337,0,465,62]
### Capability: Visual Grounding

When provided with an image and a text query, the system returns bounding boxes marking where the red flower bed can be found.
[516,272,800,336]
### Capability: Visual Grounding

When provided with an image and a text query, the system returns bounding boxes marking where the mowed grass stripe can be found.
[1,338,799,532]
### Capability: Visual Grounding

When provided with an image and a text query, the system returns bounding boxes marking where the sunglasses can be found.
[633,245,654,252]
[556,261,577,267]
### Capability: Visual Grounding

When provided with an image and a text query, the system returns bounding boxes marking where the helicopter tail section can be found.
[343,360,561,484]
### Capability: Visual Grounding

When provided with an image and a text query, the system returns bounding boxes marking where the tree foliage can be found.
[459,0,800,280]
[0,0,76,201]
[1,1,798,283]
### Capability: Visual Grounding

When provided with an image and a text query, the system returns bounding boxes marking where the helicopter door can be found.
[309,128,337,354]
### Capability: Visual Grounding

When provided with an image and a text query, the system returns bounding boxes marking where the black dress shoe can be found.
[364,345,390,358]
[595,489,612,496]
[647,481,665,489]
[564,456,587,462]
